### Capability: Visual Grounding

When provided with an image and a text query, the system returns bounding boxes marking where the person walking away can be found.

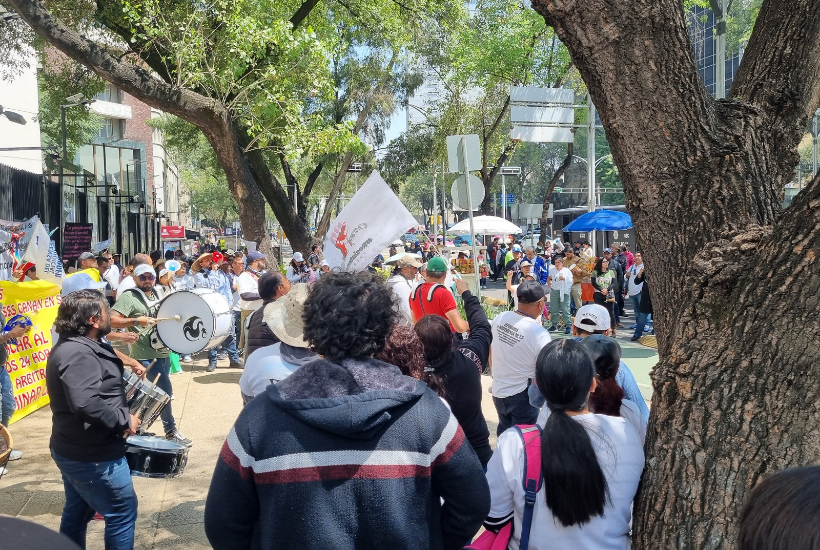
[625,252,644,316]
[603,248,625,321]
[483,339,644,550]
[631,267,653,341]
[414,277,493,469]
[490,281,551,436]
[239,283,316,403]
[386,254,423,326]
[192,253,244,371]
[205,272,489,549]
[286,252,311,284]
[546,256,574,334]
[236,251,268,350]
[409,256,468,334]
[110,264,191,446]
[592,257,618,337]
[245,273,291,356]
[46,290,142,550]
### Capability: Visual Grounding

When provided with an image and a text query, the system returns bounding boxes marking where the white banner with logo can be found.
[0,216,39,281]
[323,171,417,272]
[22,219,65,286]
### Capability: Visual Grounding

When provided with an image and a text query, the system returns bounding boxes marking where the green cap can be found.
[426,256,448,273]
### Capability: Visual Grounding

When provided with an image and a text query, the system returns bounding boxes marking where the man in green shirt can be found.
[110,264,192,447]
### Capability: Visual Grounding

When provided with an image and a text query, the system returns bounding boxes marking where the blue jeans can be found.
[232,310,242,347]
[629,293,642,314]
[632,311,650,339]
[141,358,175,433]
[210,315,239,363]
[51,450,138,550]
[1,365,15,426]
[493,387,539,437]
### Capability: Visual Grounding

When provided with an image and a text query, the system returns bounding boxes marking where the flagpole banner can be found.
[323,171,417,272]
[2,280,61,423]
[0,216,40,281]
[22,219,66,286]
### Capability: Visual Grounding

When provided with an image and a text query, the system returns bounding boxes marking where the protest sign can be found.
[22,220,65,286]
[0,216,40,280]
[63,223,93,260]
[1,280,61,423]
[323,171,417,271]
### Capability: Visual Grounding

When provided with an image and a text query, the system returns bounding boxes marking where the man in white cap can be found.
[239,283,317,404]
[386,254,423,326]
[237,251,267,350]
[110,264,192,447]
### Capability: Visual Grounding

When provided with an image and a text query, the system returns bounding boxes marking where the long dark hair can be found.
[54,290,107,337]
[535,339,608,527]
[377,326,426,381]
[581,335,624,416]
[413,315,451,397]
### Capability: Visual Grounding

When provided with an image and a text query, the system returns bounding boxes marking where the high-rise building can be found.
[687,6,744,97]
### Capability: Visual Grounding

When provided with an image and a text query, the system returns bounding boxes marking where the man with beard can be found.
[47,290,142,550]
[111,264,192,447]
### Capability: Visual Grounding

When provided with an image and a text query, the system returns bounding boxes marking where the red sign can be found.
[160,225,185,239]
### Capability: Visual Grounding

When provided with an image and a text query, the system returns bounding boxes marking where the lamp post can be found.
[573,153,612,209]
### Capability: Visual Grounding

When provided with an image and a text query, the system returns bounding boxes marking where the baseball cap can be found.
[320,260,329,267]
[61,273,107,295]
[604,248,612,253]
[426,256,448,273]
[78,252,96,261]
[516,280,545,303]
[519,259,533,268]
[158,268,170,279]
[512,245,522,252]
[292,252,304,262]
[134,264,156,278]
[247,251,266,262]
[573,304,611,331]
[397,254,423,268]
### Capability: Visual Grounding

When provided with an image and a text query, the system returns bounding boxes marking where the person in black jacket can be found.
[603,248,625,323]
[46,290,141,550]
[414,277,493,468]
[631,267,653,341]
[245,272,290,356]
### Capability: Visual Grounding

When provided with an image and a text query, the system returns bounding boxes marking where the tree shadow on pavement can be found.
[191,373,241,385]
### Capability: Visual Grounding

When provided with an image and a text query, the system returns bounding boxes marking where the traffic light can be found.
[429,215,442,225]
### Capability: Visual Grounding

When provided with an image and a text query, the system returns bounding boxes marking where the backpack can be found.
[410,283,447,317]
[465,425,543,550]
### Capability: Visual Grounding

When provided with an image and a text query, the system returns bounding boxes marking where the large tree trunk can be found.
[530,0,820,546]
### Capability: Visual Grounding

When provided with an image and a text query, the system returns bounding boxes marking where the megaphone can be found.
[166,259,181,272]
[212,251,224,264]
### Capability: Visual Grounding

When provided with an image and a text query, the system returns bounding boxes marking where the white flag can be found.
[323,171,417,271]
[22,219,65,286]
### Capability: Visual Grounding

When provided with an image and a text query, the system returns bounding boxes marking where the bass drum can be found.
[155,288,232,355]
[125,435,188,479]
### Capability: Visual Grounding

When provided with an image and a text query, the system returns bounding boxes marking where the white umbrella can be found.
[391,239,404,246]
[448,215,521,235]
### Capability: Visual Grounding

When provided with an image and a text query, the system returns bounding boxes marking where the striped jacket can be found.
[204,357,489,550]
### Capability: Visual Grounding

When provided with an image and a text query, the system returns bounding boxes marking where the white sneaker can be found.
[0,466,6,476]
[9,450,22,461]
[181,355,193,363]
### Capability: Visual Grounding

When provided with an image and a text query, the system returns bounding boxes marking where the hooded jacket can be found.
[205,357,489,550]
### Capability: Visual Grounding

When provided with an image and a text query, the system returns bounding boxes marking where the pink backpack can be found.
[465,425,543,550]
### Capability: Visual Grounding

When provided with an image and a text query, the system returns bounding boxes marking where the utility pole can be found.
[711,0,728,99]
[432,175,438,241]
[587,96,597,212]
[501,172,506,220]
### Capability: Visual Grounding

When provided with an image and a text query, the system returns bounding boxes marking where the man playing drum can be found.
[110,264,193,447]
[47,290,142,550]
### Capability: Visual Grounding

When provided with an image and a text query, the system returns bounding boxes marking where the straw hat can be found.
[191,253,214,272]
[264,283,310,348]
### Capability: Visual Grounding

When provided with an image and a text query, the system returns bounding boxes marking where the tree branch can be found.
[302,162,324,199]
[290,0,320,30]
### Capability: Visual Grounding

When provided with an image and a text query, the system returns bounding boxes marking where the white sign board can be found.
[323,171,417,271]
[451,174,485,210]
[511,126,574,143]
[446,134,481,173]
[510,86,574,105]
[510,106,574,124]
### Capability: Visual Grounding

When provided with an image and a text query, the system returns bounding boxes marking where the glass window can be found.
[121,148,135,195]
[105,146,121,193]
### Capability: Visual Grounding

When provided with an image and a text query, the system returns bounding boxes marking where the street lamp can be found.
[572,153,613,209]
[499,166,521,221]
[0,105,27,125]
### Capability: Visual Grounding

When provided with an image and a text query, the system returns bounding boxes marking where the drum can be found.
[125,435,188,478]
[155,288,232,354]
[124,375,171,434]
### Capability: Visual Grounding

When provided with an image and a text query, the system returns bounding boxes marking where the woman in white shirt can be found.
[485,339,645,550]
[546,256,573,333]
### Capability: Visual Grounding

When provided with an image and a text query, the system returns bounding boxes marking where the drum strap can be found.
[123,288,162,316]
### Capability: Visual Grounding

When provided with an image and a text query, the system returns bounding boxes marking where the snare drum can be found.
[155,288,232,354]
[125,376,171,433]
[125,435,188,478]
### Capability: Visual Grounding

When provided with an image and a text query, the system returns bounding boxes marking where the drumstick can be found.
[154,315,182,322]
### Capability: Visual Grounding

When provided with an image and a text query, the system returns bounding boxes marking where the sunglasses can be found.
[138,274,156,281]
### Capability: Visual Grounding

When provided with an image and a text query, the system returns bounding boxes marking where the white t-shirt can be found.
[537,400,646,445]
[627,264,644,296]
[103,265,120,291]
[239,343,300,399]
[237,271,263,311]
[117,275,136,295]
[490,311,552,398]
[486,413,645,550]
[548,266,574,292]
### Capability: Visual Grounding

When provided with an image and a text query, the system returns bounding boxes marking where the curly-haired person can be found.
[205,271,490,550]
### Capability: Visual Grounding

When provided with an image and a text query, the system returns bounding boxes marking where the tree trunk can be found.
[540,144,572,239]
[529,0,820,545]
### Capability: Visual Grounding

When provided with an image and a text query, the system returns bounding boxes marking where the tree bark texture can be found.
[530,0,820,546]
[6,0,325,257]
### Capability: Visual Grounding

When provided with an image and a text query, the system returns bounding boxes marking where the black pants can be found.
[593,293,616,329]
[492,387,539,437]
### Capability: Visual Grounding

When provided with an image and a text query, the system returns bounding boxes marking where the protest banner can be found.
[22,219,65,286]
[1,280,61,423]
[0,216,39,280]
[323,171,417,271]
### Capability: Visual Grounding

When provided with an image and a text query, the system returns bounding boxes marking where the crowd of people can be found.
[0,238,812,550]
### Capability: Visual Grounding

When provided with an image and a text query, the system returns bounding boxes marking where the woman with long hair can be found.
[484,339,644,549]
[578,335,646,442]
[376,326,427,383]
[592,257,617,336]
